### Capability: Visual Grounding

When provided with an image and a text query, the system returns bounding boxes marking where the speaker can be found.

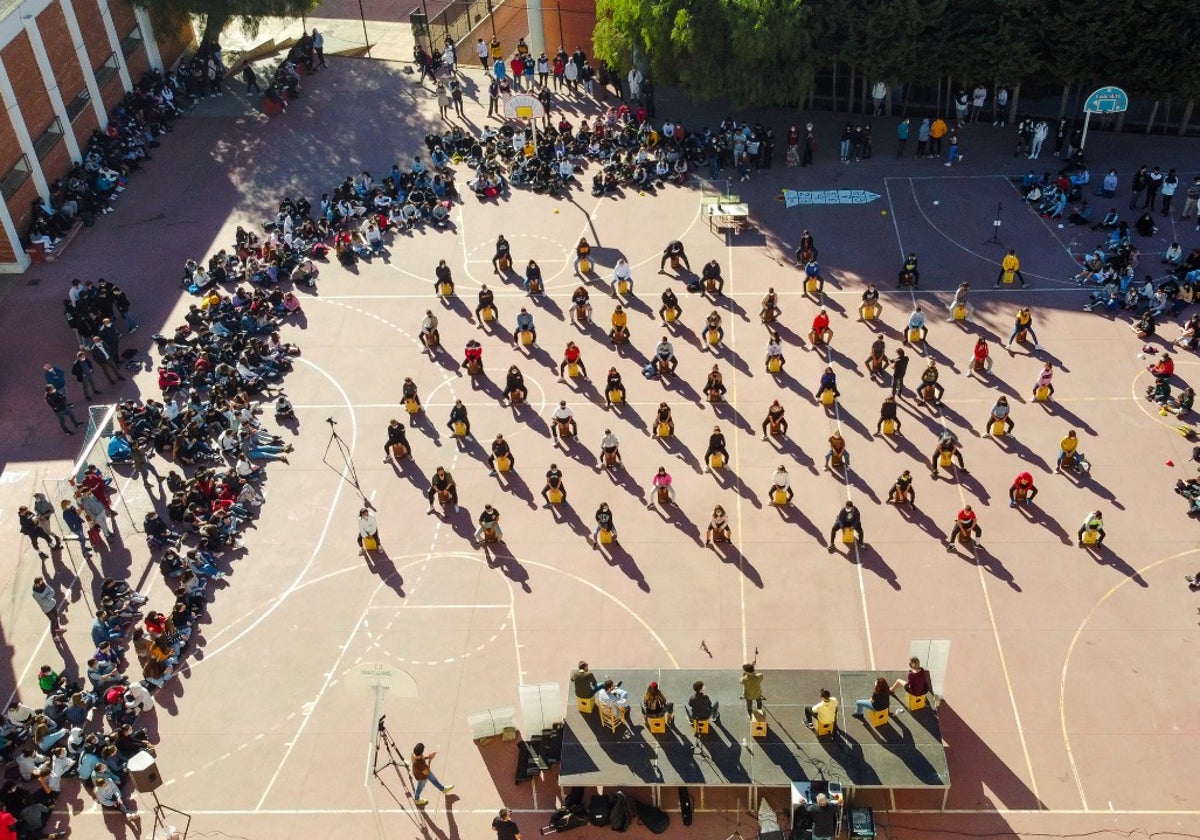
[127,750,162,793]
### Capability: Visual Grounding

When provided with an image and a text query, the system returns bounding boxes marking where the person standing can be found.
[945,133,961,166]
[436,82,450,119]
[411,742,454,806]
[896,118,910,159]
[740,662,764,715]
[1161,168,1179,217]
[802,123,816,167]
[871,80,886,116]
[449,78,465,117]
[20,506,61,558]
[45,385,82,434]
[475,38,489,70]
[929,117,947,157]
[828,501,865,550]
[971,84,987,123]
[311,28,326,67]
[915,117,930,157]
[1144,165,1163,210]
[31,577,64,635]
[1129,165,1148,210]
[493,807,522,840]
[43,363,67,400]
[89,336,124,384]
[487,77,500,119]
[241,64,261,93]
[891,347,910,397]
[953,88,968,127]
[994,86,1008,125]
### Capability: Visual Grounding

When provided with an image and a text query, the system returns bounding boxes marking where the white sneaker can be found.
[1034,343,1042,350]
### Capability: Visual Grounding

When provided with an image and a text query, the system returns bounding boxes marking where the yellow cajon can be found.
[692,718,710,735]
[805,277,820,295]
[707,329,721,346]
[547,488,564,504]
[866,708,889,727]
[773,489,789,506]
[1035,385,1051,402]
[953,303,967,321]
[882,418,896,435]
[908,327,923,343]
[579,257,592,274]
[608,389,624,405]
[438,282,453,296]
[815,719,835,736]
[862,303,878,321]
[939,450,953,467]
[598,528,614,544]
[577,696,595,713]
[1002,269,1015,284]
[768,357,782,372]
[991,419,1006,436]
[657,422,672,438]
[664,307,678,323]
[1081,529,1099,545]
[496,455,512,473]
[521,329,534,346]
[617,279,631,296]
[842,527,857,545]
[405,398,420,414]
[821,388,836,406]
[751,711,768,737]
[646,715,667,734]
[710,453,724,469]
[568,362,580,378]
[481,305,496,322]
[453,421,467,437]
[906,692,927,711]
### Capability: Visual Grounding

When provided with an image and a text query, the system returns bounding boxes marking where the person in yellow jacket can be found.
[929,117,948,157]
[609,304,630,344]
[995,249,1027,287]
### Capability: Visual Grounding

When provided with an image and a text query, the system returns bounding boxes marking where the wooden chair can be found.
[598,701,630,735]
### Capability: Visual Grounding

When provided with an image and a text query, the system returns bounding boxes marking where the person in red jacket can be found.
[510,55,526,90]
[1148,353,1174,378]
[462,339,483,373]
[946,505,981,550]
[968,337,991,376]
[1009,472,1037,507]
[559,341,588,381]
[809,308,832,344]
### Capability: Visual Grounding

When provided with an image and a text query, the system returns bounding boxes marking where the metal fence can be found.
[411,0,495,52]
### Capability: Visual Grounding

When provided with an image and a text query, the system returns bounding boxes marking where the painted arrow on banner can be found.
[781,189,881,208]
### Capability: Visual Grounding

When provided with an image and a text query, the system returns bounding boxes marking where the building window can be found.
[1,155,31,201]
[120,25,143,59]
[32,118,63,161]
[94,52,120,87]
[65,88,91,122]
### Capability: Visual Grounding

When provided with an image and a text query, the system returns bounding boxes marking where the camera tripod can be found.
[323,417,371,508]
[373,715,411,783]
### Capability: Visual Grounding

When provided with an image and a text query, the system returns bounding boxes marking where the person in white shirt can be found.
[769,465,794,503]
[357,508,380,552]
[598,429,621,468]
[597,678,629,714]
[613,258,633,294]
[946,282,973,321]
[550,400,576,440]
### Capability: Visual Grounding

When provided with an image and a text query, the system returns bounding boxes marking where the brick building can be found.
[0,0,192,272]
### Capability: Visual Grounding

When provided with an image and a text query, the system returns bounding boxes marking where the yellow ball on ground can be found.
[881,210,887,215]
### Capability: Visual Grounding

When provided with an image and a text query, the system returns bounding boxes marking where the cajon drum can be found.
[806,277,820,295]
[908,327,923,343]
[520,329,534,346]
[906,692,927,711]
[609,389,624,404]
[547,487,564,504]
[821,388,836,406]
[1081,529,1099,545]
[657,422,672,437]
[616,278,631,295]
[710,453,724,469]
[866,708,889,727]
[953,303,967,321]
[816,719,835,736]
[577,696,595,713]
[751,711,768,737]
[882,418,896,435]
[773,489,789,506]
[405,398,420,414]
[692,718,710,734]
[938,450,953,467]
[842,527,857,545]
[707,328,721,346]
[991,419,1006,436]
[768,357,782,372]
[481,305,496,322]
[438,281,453,296]
[496,455,512,472]
[568,362,580,378]
[579,257,592,274]
[664,306,679,322]
[453,421,467,437]
[862,303,878,320]
[646,715,667,734]
[598,528,614,544]
[1035,385,1051,402]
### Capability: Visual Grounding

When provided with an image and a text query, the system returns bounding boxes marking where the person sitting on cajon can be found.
[384,419,409,463]
[402,377,421,413]
[654,402,675,436]
[503,365,526,406]
[592,502,618,546]
[487,434,514,476]
[985,396,1014,435]
[609,304,630,344]
[571,286,592,324]
[704,365,727,402]
[420,310,440,352]
[765,331,785,371]
[427,466,459,513]
[435,259,454,295]
[701,259,724,295]
[659,288,681,324]
[816,366,840,400]
[1032,363,1055,400]
[704,310,724,344]
[1057,429,1079,471]
[829,501,864,551]
[888,470,915,504]
[572,237,592,275]
[605,368,626,408]
[877,395,901,435]
[858,283,882,319]
[475,284,497,323]
[1078,510,1106,545]
[705,505,730,546]
[824,431,849,471]
[809,308,832,345]
[659,240,690,273]
[559,341,588,381]
[890,657,932,701]
[647,466,676,509]
[704,426,730,471]
[550,400,577,441]
[864,337,889,379]
[513,308,537,347]
[1009,471,1037,507]
[654,336,678,374]
[643,682,674,721]
[804,688,838,731]
[572,661,600,700]
[918,359,944,406]
[905,306,928,342]
[462,339,483,374]
[761,400,787,439]
[541,464,567,506]
[946,505,981,550]
[613,257,633,294]
[761,288,781,323]
[446,399,472,439]
[474,504,503,545]
[769,465,794,503]
[491,234,512,273]
[968,337,990,376]
[804,257,825,294]
[687,680,720,723]
[930,430,966,477]
[598,429,622,468]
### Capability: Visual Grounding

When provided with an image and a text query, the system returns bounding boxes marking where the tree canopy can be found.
[138,0,321,48]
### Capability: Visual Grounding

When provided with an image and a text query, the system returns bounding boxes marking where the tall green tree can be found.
[139,0,321,47]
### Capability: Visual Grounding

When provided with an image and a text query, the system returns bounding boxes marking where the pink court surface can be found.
[1,57,1199,840]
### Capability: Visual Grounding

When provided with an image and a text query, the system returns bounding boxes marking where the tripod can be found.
[149,789,191,838]
[373,715,411,783]
[322,417,371,508]
[985,201,1004,246]
[723,797,745,840]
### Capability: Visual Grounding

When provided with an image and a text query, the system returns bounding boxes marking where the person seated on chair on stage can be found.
[858,283,882,319]
[490,234,512,273]
[642,682,674,720]
[824,431,850,471]
[550,400,577,440]
[597,679,629,716]
[887,469,916,504]
[704,365,727,401]
[571,661,601,699]
[487,434,514,476]
[809,308,832,343]
[524,259,543,293]
[829,500,865,550]
[659,239,690,273]
[420,310,440,350]
[570,286,592,323]
[890,657,932,699]
[704,310,724,343]
[1032,362,1055,399]
[687,680,719,723]
[401,377,421,412]
[1009,471,1037,507]
[765,332,785,371]
[761,287,781,322]
[384,419,409,462]
[704,425,730,469]
[612,257,633,294]
[876,395,901,435]
[572,237,592,275]
[473,504,503,545]
[474,284,497,322]
[446,399,472,439]
[968,337,990,375]
[947,505,981,549]
[659,288,681,324]
[701,259,724,295]
[761,400,788,439]
[769,465,794,503]
[864,336,890,378]
[427,466,459,512]
[853,676,895,719]
[609,305,630,344]
[558,341,588,381]
[918,359,944,405]
[646,466,676,508]
[503,365,527,406]
[804,688,838,731]
[816,366,840,400]
[462,339,484,373]
[604,368,625,408]
[591,502,618,546]
[541,464,568,506]
[930,430,966,477]
[1078,510,1106,545]
[1056,429,1079,471]
[654,402,675,435]
[705,506,730,546]
[434,259,453,294]
[598,428,622,468]
[654,336,679,373]
[513,308,537,346]
[905,305,928,341]
[946,282,974,321]
[985,396,1015,435]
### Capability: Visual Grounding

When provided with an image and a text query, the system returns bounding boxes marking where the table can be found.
[707,202,750,234]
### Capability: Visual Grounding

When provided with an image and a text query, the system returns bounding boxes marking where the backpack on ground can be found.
[589,793,611,826]
[609,791,632,832]
[636,800,670,834]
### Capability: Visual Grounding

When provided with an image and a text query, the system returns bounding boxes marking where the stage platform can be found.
[559,669,948,793]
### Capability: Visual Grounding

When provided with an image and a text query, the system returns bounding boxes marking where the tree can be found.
[138,0,321,47]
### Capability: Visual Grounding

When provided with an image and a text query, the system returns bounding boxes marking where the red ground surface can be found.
[0,57,1199,840]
